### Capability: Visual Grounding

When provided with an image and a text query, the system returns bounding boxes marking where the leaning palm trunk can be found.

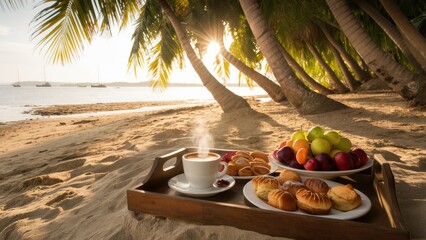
[219,46,287,102]
[319,23,372,82]
[326,39,360,91]
[239,0,347,114]
[306,41,349,93]
[279,47,334,95]
[326,0,426,106]
[157,0,250,112]
[378,0,426,71]
[354,0,426,74]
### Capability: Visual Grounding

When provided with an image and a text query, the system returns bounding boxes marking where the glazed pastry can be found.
[234,151,253,160]
[296,188,332,215]
[268,189,297,211]
[250,161,271,170]
[238,166,253,176]
[232,157,251,170]
[252,176,279,201]
[327,184,362,211]
[226,162,238,176]
[304,178,329,194]
[250,151,269,162]
[281,180,306,197]
[252,165,270,175]
[278,169,302,185]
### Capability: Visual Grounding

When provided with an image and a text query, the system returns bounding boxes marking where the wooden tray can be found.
[127,148,410,240]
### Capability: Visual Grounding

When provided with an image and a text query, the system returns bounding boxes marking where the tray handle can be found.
[373,154,409,236]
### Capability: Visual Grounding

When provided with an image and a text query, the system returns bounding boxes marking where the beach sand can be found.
[0,91,425,239]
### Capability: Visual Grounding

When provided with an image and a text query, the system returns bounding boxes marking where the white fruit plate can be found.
[268,152,374,180]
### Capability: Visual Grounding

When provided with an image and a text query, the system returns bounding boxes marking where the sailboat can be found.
[36,66,51,87]
[12,69,21,87]
[91,65,106,88]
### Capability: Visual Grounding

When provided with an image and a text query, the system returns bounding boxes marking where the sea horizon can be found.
[0,85,267,122]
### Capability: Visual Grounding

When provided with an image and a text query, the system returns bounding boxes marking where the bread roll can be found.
[278,169,302,184]
[327,184,361,211]
[268,189,297,211]
[296,188,332,215]
[304,178,329,194]
[252,176,279,201]
[281,180,306,197]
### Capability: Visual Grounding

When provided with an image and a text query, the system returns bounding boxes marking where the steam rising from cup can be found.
[191,118,214,158]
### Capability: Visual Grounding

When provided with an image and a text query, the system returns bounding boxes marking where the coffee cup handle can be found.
[217,161,228,178]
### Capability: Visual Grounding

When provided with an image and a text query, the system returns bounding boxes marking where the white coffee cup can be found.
[182,152,228,189]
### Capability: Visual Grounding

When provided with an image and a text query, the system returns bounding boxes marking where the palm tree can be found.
[353,0,426,74]
[156,0,251,112]
[378,0,426,70]
[326,0,426,106]
[239,0,347,114]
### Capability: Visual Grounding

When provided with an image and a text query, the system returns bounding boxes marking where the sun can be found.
[204,41,221,62]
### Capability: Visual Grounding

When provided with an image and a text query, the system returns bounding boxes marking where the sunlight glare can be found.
[204,41,220,62]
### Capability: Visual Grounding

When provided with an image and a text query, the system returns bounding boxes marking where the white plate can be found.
[243,177,371,220]
[268,152,374,180]
[232,164,279,179]
[168,174,235,197]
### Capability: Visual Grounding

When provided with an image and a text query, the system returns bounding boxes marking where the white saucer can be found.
[168,174,235,197]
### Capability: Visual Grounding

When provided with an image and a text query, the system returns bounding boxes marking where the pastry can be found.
[232,157,251,170]
[238,166,253,176]
[233,151,253,160]
[296,188,332,215]
[252,165,270,175]
[250,151,269,162]
[278,169,302,184]
[250,161,271,170]
[304,178,329,194]
[327,184,362,211]
[226,162,238,176]
[252,176,279,201]
[281,180,306,197]
[268,189,297,211]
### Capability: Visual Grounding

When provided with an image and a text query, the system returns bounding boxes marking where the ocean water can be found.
[0,86,267,122]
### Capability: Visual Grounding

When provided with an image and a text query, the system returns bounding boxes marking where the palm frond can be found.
[0,0,29,11]
[31,0,99,64]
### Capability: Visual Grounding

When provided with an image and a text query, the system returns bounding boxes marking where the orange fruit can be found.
[278,140,288,149]
[296,148,309,165]
[285,140,294,148]
[292,139,310,153]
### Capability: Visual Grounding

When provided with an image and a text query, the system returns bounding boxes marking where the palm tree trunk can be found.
[219,45,287,102]
[239,0,347,114]
[306,41,349,93]
[279,47,334,95]
[354,0,426,74]
[326,0,426,106]
[157,0,251,112]
[325,38,360,91]
[378,0,426,70]
[319,23,372,82]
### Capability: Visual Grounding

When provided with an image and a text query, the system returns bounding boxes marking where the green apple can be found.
[291,130,307,141]
[335,137,352,152]
[329,148,344,158]
[310,137,331,156]
[307,126,324,142]
[323,131,341,146]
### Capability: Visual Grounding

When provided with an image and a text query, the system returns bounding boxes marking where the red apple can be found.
[315,153,335,171]
[304,158,319,171]
[349,151,362,169]
[352,148,369,167]
[333,152,354,171]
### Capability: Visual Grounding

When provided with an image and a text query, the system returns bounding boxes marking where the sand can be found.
[0,91,425,239]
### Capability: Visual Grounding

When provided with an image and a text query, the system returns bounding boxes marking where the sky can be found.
[0,4,207,85]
